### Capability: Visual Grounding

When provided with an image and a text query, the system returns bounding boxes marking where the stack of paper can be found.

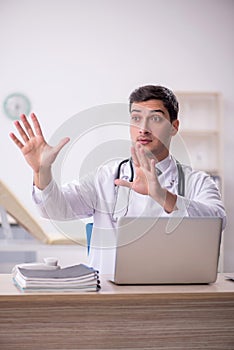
[12,264,100,292]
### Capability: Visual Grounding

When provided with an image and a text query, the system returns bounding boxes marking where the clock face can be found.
[3,93,31,120]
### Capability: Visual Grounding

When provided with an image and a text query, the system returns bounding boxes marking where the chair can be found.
[85,223,93,255]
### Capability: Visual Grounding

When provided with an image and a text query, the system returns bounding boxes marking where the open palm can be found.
[114,144,160,197]
[10,113,69,173]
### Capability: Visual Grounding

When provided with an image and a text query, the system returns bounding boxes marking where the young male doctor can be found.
[10,85,226,274]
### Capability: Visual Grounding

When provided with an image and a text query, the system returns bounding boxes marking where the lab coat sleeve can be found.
[32,174,97,220]
[175,169,226,229]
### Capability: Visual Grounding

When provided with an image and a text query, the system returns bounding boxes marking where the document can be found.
[12,263,100,292]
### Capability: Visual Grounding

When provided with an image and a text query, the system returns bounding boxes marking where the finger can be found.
[30,113,44,137]
[9,132,24,149]
[135,143,150,170]
[13,119,30,143]
[54,137,70,154]
[114,178,132,188]
[150,158,156,172]
[131,146,140,167]
[150,158,159,180]
[20,114,35,138]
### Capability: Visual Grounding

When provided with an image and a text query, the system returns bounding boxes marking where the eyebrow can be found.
[130,108,165,115]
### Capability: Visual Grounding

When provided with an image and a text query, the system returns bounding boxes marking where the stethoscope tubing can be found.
[115,158,185,197]
[112,157,185,222]
[116,158,134,183]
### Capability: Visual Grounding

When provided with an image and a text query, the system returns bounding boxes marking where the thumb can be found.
[114,178,132,188]
[54,137,70,154]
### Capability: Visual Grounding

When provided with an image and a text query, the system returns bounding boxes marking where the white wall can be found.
[1,0,234,270]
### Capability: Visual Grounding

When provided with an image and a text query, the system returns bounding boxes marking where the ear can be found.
[171,119,179,135]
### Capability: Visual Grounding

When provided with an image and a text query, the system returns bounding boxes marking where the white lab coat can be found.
[32,155,226,274]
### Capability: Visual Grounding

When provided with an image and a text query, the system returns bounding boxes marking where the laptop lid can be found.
[112,217,222,285]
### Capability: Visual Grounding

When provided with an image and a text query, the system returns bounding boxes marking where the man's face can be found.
[130,99,179,162]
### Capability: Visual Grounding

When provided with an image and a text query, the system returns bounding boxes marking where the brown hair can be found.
[129,85,179,122]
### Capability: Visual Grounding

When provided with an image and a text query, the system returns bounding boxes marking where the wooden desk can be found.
[0,274,234,349]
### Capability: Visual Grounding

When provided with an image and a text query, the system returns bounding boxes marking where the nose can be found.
[139,119,150,134]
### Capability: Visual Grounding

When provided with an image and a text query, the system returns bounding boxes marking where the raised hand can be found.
[115,143,161,196]
[9,113,70,188]
[114,143,177,213]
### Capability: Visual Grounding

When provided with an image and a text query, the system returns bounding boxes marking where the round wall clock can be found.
[3,93,31,120]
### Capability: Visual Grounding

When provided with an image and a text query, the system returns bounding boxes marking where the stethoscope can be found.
[112,158,185,222]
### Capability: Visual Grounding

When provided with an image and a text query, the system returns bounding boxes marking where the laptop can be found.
[112,216,222,285]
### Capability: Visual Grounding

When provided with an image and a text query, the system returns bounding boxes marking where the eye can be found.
[131,115,141,123]
[150,115,163,123]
